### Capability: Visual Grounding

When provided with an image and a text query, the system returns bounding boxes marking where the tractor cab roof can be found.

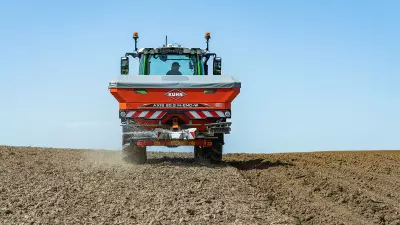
[137,46,205,55]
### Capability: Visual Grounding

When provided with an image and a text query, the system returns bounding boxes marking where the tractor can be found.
[109,32,241,164]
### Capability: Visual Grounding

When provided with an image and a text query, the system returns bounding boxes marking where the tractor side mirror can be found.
[121,57,129,75]
[213,57,222,75]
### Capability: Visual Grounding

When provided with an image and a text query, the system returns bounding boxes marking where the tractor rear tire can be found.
[194,144,223,164]
[194,133,224,163]
[209,142,223,163]
[194,146,202,160]
[121,124,147,164]
[122,143,147,164]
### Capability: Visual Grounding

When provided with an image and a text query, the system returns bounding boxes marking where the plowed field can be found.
[1,146,400,225]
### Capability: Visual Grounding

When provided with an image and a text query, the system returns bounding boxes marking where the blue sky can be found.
[0,0,399,153]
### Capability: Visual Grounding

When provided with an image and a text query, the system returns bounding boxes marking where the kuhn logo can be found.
[165,89,186,100]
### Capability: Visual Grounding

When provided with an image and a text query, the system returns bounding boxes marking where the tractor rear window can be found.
[144,54,200,75]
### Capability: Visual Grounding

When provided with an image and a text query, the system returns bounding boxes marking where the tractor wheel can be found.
[194,146,209,162]
[122,143,147,164]
[209,133,224,163]
[208,142,223,164]
[194,144,223,164]
[194,134,224,163]
[194,146,202,160]
[121,124,147,164]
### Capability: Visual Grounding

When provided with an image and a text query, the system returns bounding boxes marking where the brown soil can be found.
[225,151,400,225]
[1,146,400,224]
[0,146,291,225]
